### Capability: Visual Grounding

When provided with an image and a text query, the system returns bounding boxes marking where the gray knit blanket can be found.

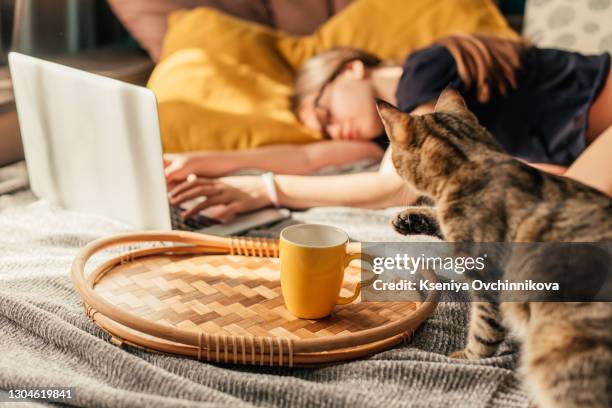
[0,164,529,408]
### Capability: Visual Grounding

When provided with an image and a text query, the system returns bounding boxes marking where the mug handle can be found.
[336,252,363,305]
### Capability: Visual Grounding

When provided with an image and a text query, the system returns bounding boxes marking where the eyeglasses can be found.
[312,75,342,138]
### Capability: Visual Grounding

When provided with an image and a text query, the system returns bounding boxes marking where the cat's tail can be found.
[522,302,612,408]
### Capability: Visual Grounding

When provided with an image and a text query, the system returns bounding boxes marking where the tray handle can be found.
[196,332,294,367]
[229,236,279,257]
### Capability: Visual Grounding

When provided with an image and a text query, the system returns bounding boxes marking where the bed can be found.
[0,161,528,408]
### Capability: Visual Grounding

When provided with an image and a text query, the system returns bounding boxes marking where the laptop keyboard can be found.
[170,206,220,231]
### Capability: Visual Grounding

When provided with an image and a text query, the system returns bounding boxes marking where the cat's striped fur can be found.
[378,90,612,408]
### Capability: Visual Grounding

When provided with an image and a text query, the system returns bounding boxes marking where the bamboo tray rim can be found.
[88,308,413,367]
[71,231,440,364]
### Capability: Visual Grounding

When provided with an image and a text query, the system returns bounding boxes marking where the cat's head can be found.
[377,89,504,198]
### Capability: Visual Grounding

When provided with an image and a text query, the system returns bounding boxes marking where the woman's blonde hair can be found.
[291,47,383,112]
[292,34,530,113]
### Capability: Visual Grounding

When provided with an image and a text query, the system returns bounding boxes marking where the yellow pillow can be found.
[280,0,518,70]
[150,0,516,152]
[149,48,320,152]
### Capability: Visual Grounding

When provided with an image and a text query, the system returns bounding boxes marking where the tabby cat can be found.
[377,89,612,408]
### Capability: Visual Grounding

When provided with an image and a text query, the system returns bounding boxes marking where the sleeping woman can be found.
[164,34,612,221]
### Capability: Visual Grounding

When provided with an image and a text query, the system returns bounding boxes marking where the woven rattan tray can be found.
[71,231,439,367]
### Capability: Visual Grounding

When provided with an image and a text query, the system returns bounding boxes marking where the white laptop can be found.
[8,52,289,234]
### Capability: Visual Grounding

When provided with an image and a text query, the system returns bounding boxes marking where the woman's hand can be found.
[164,154,202,183]
[168,175,272,222]
[164,152,237,182]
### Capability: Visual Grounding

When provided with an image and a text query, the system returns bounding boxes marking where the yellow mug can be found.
[279,224,361,319]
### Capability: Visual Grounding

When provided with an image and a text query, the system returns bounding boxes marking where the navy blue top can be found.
[394,45,610,165]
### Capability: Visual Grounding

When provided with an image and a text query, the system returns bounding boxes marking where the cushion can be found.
[268,0,353,35]
[150,0,516,152]
[523,0,612,54]
[107,0,274,61]
[107,0,353,61]
[278,0,517,71]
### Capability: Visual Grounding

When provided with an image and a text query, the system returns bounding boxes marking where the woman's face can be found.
[298,61,384,141]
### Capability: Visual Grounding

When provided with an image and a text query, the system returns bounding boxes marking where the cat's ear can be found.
[376,99,411,144]
[434,89,478,123]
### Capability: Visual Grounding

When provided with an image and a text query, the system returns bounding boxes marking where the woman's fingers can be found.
[169,178,215,198]
[163,154,194,183]
[165,162,186,182]
[183,192,232,218]
[213,202,241,223]
[169,185,221,206]
[168,175,265,221]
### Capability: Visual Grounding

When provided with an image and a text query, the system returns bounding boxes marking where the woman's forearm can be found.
[564,125,612,196]
[527,162,567,175]
[188,142,383,177]
[271,146,417,210]
[187,147,299,176]
[204,146,313,175]
[274,172,417,209]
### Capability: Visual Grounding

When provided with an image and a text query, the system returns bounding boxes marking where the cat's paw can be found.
[392,210,441,237]
[449,349,469,359]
